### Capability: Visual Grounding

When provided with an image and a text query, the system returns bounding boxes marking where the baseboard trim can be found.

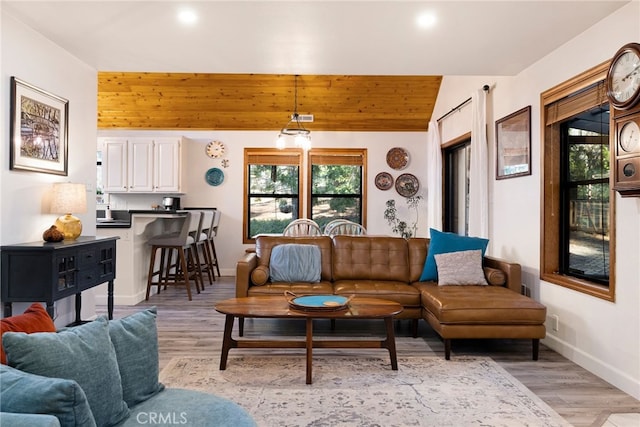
[543,334,640,400]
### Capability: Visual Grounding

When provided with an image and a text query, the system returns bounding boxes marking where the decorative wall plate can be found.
[395,173,419,197]
[375,172,394,190]
[386,147,409,170]
[205,167,224,186]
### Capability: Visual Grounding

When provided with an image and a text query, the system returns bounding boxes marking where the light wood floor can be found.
[97,276,639,427]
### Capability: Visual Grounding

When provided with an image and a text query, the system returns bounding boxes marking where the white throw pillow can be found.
[434,249,488,286]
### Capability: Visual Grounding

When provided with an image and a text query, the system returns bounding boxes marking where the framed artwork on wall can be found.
[495,105,531,180]
[9,77,69,176]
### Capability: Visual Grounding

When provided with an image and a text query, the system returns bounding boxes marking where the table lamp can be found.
[51,182,87,240]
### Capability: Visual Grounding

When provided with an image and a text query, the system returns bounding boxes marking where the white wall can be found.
[98,129,430,276]
[432,1,640,399]
[1,10,98,326]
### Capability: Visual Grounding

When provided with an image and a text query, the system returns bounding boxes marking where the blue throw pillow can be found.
[270,244,321,283]
[419,228,489,282]
[2,317,129,427]
[108,307,165,407]
[0,364,96,427]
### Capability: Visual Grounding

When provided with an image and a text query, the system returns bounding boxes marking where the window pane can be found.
[311,165,361,194]
[248,196,297,237]
[444,141,470,235]
[247,164,299,238]
[561,104,610,285]
[310,162,363,227]
[249,165,298,194]
[568,184,609,280]
[311,197,361,229]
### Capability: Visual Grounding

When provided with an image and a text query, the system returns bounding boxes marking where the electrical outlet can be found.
[550,314,560,332]
[521,284,531,297]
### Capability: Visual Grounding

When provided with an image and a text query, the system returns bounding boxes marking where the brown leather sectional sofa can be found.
[236,235,547,360]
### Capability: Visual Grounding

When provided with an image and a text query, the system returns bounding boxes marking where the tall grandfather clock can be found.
[607,42,640,197]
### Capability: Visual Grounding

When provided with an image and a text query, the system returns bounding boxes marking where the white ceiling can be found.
[2,0,628,76]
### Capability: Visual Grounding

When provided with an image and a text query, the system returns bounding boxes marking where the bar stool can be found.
[145,212,201,301]
[208,210,222,278]
[185,211,205,292]
[197,210,215,285]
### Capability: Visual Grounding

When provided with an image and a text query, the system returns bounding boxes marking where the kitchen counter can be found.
[96,209,131,228]
[96,209,184,228]
[128,209,182,214]
[95,210,188,305]
[96,220,131,228]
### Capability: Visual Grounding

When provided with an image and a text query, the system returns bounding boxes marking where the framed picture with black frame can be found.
[9,77,69,176]
[495,105,531,180]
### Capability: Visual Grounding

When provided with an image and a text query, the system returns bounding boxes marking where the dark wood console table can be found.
[1,236,118,324]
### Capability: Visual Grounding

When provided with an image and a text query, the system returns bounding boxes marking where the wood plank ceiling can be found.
[98,73,442,132]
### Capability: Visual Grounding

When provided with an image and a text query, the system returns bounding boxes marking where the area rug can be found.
[160,355,571,427]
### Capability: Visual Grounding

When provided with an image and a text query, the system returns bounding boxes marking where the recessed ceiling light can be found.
[416,12,437,29]
[177,8,198,25]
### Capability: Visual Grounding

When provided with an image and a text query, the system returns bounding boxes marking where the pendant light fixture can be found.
[276,75,311,150]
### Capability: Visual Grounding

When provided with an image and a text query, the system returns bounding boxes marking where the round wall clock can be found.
[606,42,640,110]
[386,147,409,170]
[375,172,394,190]
[205,140,226,158]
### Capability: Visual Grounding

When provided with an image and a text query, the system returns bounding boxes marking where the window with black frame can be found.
[308,149,366,231]
[560,104,610,285]
[443,137,471,235]
[244,149,302,241]
[541,70,615,301]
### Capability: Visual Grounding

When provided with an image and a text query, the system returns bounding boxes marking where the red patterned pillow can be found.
[1,303,56,364]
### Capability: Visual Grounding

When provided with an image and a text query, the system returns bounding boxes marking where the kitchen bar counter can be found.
[96,209,131,228]
[96,220,131,228]
[96,209,182,228]
[128,209,182,214]
[95,211,187,305]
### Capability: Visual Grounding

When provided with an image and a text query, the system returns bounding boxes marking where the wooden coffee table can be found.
[214,296,403,384]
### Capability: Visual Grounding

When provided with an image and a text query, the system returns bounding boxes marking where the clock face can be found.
[608,44,640,109]
[205,140,226,158]
[622,162,636,178]
[619,120,640,153]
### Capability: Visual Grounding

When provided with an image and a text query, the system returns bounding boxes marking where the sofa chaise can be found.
[236,233,547,360]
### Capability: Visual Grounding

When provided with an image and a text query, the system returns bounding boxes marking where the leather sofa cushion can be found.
[407,238,429,282]
[250,265,270,286]
[483,267,506,286]
[247,281,334,296]
[416,282,546,324]
[334,280,421,307]
[332,236,409,282]
[256,236,333,282]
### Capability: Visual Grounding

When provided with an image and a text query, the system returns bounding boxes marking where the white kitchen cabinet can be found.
[102,138,182,193]
[102,139,128,192]
[128,139,154,192]
[153,139,182,192]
